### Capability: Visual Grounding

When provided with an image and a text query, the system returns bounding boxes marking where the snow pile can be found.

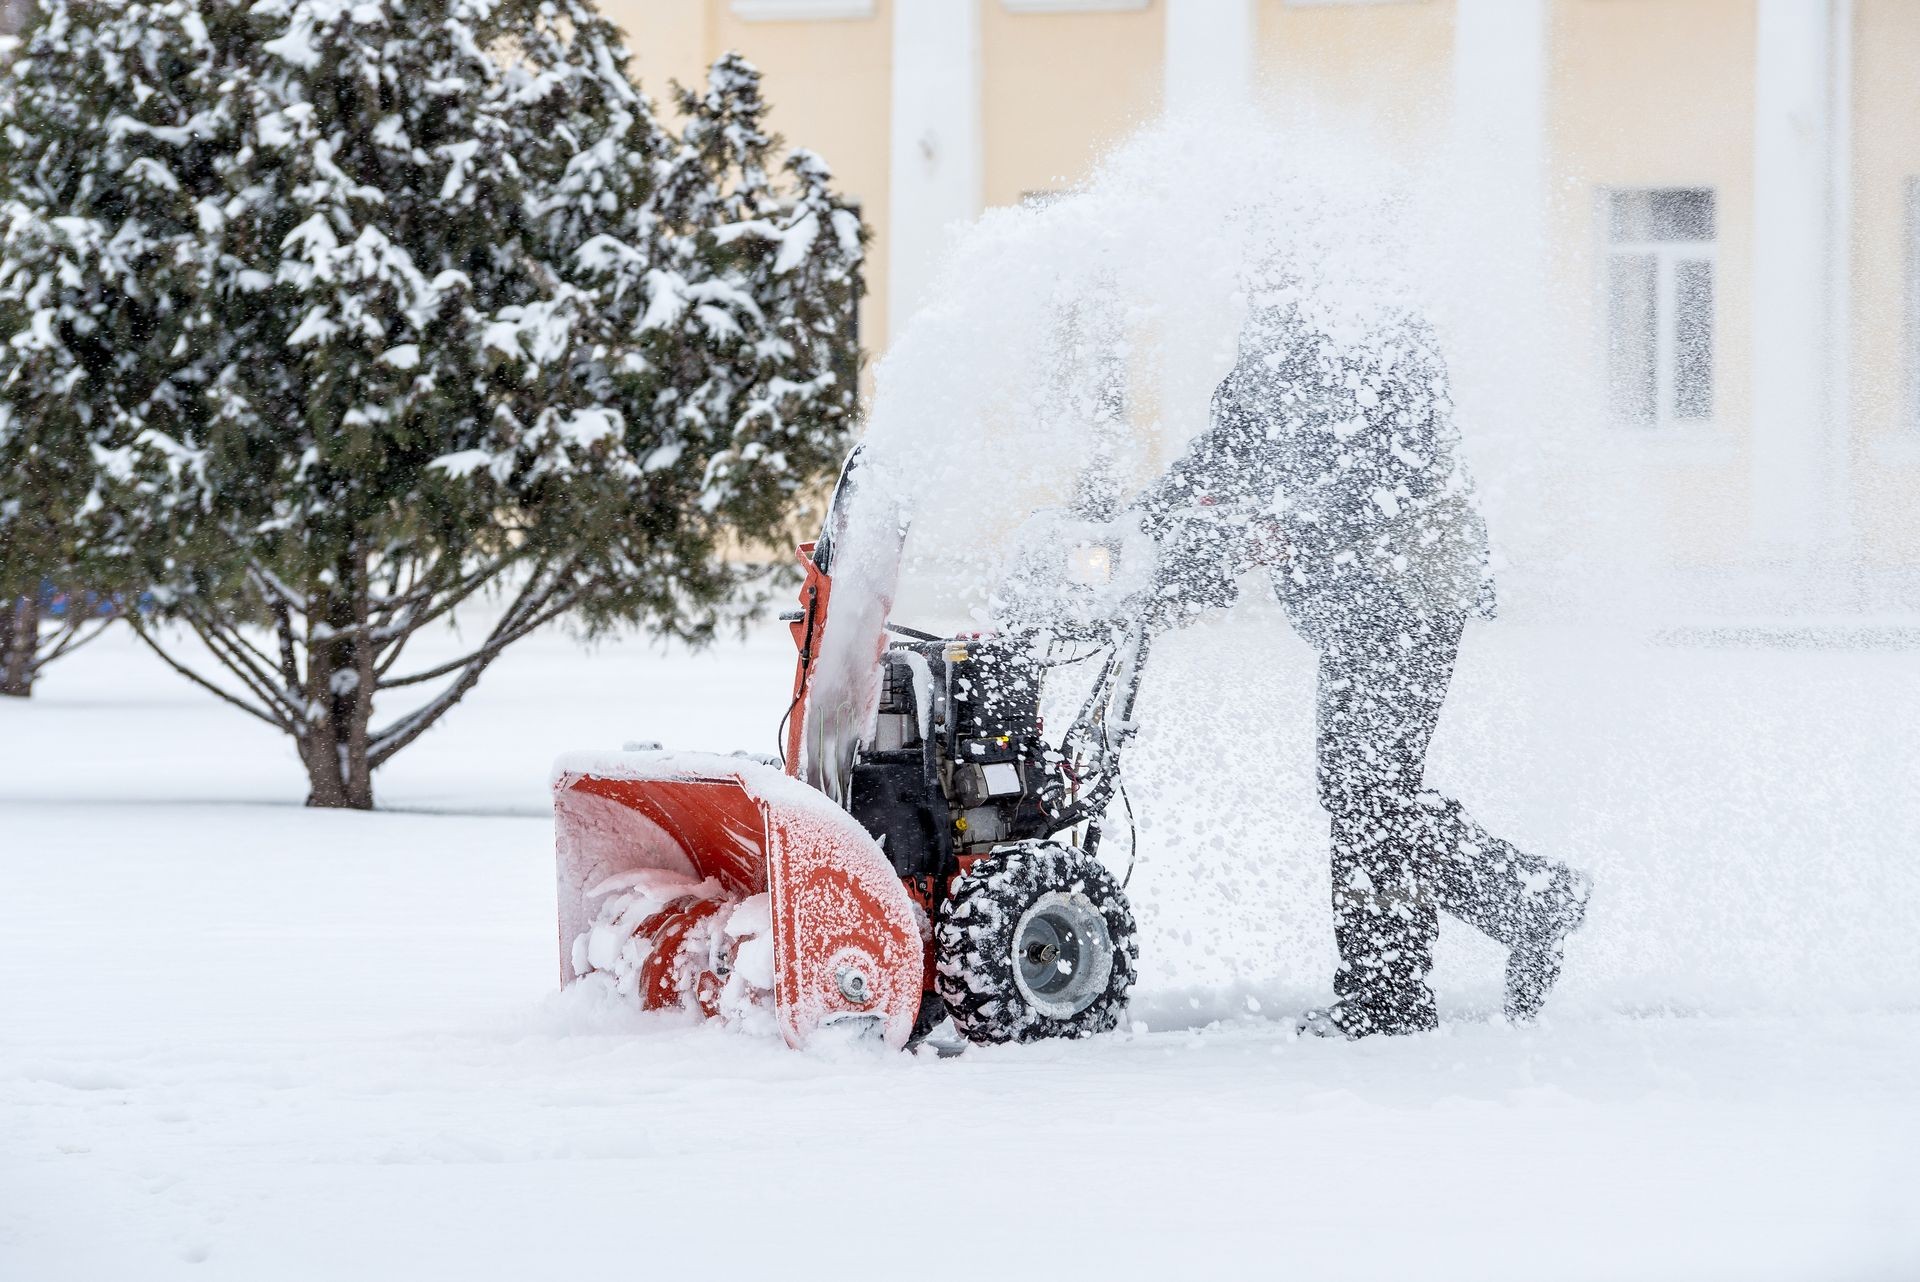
[571,873,778,1038]
[573,868,714,980]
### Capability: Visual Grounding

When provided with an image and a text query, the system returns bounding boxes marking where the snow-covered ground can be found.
[3,614,1917,1280]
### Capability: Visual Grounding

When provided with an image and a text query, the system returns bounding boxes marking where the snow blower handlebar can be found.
[1037,615,1151,835]
[998,497,1281,839]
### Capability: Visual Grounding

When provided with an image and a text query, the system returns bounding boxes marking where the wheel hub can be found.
[1011,891,1116,1020]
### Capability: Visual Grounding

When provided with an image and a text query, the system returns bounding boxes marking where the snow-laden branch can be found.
[375,559,580,692]
[175,607,304,723]
[36,611,115,668]
[127,616,294,734]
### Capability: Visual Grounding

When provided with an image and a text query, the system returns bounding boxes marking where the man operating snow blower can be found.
[1133,296,1593,1040]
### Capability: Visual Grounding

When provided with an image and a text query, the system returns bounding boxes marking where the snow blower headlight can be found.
[1065,542,1114,587]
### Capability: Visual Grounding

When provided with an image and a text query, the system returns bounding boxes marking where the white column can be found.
[1824,0,1855,574]
[1451,0,1550,262]
[1163,0,1256,116]
[1445,0,1554,616]
[1154,0,1256,456]
[1750,0,1835,569]
[886,0,981,342]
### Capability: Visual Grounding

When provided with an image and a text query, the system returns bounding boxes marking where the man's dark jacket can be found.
[1135,301,1495,642]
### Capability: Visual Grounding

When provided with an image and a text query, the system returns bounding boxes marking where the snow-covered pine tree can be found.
[0,0,214,695]
[0,0,863,805]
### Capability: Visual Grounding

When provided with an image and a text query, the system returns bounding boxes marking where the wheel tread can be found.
[933,842,1139,1045]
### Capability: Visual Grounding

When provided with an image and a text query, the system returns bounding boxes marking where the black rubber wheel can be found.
[934,841,1138,1045]
[907,989,948,1046]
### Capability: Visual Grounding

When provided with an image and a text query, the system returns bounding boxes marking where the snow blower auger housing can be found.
[554,455,1145,1051]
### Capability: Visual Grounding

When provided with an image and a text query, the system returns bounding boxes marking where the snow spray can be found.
[831,108,1920,1023]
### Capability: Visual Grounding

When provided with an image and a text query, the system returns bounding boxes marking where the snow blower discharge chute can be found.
[554,454,1151,1051]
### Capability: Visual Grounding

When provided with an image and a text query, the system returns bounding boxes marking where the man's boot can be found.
[1404,797,1594,1024]
[1314,810,1440,1039]
[1503,869,1593,1024]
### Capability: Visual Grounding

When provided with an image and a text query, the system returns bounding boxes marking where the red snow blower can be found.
[554,453,1151,1050]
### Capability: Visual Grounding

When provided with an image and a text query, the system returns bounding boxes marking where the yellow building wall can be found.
[1256,0,1454,159]
[1548,0,1757,569]
[603,0,895,363]
[1849,0,1920,570]
[980,3,1163,208]
[604,0,711,98]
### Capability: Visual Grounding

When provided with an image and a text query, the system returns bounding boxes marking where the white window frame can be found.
[1600,187,1719,429]
[730,0,874,21]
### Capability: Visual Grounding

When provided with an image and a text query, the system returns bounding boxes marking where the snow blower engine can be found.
[553,454,1153,1050]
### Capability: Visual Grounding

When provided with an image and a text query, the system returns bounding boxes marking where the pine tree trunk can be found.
[300,730,374,808]
[300,693,376,809]
[299,559,376,809]
[0,597,37,698]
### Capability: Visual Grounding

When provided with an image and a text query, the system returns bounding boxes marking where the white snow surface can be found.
[3,616,1918,1279]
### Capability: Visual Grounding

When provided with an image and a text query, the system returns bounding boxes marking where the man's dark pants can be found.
[1309,589,1588,1030]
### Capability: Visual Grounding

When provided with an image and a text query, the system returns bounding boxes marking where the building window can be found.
[1602,188,1716,426]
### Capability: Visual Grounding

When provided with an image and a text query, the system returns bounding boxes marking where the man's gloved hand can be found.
[1245,513,1291,570]
[1150,505,1254,613]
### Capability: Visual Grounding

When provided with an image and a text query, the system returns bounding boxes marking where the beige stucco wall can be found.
[980,3,1163,208]
[1256,0,1453,160]
[1849,0,1920,570]
[604,0,711,95]
[604,0,895,357]
[1548,0,1758,569]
